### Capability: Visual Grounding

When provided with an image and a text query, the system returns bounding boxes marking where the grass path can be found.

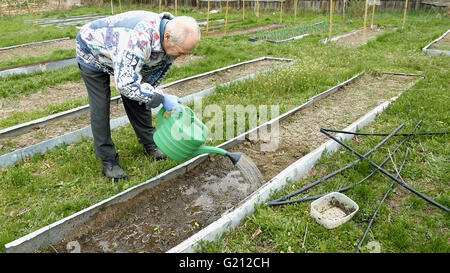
[0,9,448,253]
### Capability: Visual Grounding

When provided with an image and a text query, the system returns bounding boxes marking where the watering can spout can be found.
[226,152,243,165]
[194,146,242,165]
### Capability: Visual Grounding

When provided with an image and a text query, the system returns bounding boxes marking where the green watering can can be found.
[154,104,243,165]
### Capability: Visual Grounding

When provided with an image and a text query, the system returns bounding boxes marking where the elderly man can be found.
[76,11,201,181]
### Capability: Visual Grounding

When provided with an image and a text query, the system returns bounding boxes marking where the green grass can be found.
[0,8,449,253]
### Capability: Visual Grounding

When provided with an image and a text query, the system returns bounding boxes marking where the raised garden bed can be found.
[422,29,450,56]
[0,58,77,78]
[320,25,389,48]
[249,21,328,43]
[4,72,423,253]
[0,57,292,167]
[203,24,285,37]
[200,20,243,32]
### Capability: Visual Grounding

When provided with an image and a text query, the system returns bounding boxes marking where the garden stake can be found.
[356,146,410,253]
[363,0,369,42]
[175,0,178,16]
[206,0,210,35]
[320,127,450,212]
[159,0,162,12]
[329,0,334,41]
[26,0,31,16]
[243,0,245,20]
[256,0,260,22]
[268,124,405,206]
[294,0,298,24]
[280,0,283,23]
[403,0,409,28]
[111,0,114,14]
[371,0,376,28]
[269,121,422,206]
[225,0,229,35]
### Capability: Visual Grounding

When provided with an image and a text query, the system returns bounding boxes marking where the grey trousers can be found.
[78,63,156,162]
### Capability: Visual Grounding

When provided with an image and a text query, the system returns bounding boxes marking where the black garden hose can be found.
[320,127,449,212]
[267,124,405,206]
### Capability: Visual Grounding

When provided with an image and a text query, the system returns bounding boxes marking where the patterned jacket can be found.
[76,11,175,107]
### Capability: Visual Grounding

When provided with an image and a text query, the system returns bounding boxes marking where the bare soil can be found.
[332,26,387,48]
[47,73,419,253]
[233,73,418,181]
[0,60,281,155]
[203,24,285,37]
[200,20,243,31]
[0,81,88,120]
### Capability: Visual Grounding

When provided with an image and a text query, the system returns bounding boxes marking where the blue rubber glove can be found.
[162,94,182,113]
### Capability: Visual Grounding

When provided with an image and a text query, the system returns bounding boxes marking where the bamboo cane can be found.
[294,0,298,24]
[159,0,162,12]
[111,0,114,15]
[371,0,376,28]
[279,0,283,23]
[243,0,245,21]
[224,0,229,35]
[175,0,178,16]
[26,0,31,16]
[329,0,334,41]
[33,0,37,19]
[206,0,210,35]
[119,0,122,13]
[363,0,369,43]
[403,0,409,28]
[256,0,260,22]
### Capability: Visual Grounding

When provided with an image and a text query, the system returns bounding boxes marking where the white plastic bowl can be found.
[310,192,359,229]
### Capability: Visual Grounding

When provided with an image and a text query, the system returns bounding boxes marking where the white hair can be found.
[165,16,201,46]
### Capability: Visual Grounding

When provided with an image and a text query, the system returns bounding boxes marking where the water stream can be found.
[234,154,265,186]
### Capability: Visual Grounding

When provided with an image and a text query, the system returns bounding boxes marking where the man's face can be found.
[163,32,198,59]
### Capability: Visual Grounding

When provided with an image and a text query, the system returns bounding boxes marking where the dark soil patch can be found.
[46,73,419,253]
[50,155,262,253]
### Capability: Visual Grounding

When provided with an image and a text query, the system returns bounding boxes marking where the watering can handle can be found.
[157,107,166,130]
[157,105,189,130]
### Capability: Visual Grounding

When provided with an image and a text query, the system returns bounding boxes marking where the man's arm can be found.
[113,32,165,107]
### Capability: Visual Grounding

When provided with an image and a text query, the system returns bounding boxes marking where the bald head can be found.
[163,16,201,59]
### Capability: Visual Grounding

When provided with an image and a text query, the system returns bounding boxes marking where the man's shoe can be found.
[102,154,128,181]
[144,144,167,161]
